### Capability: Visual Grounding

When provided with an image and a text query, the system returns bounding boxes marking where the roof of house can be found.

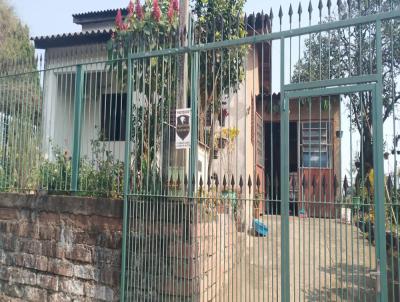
[32,9,271,50]
[72,8,128,25]
[33,29,112,49]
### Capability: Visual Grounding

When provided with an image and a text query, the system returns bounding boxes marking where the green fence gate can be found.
[119,1,400,301]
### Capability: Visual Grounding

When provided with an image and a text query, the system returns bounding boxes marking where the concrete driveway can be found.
[222,215,377,302]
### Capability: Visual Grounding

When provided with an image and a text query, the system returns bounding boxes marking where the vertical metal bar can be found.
[189,51,199,197]
[374,20,388,301]
[120,58,133,302]
[71,64,84,192]
[280,37,290,302]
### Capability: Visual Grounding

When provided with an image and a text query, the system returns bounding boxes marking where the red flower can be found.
[135,0,143,20]
[115,9,123,29]
[167,5,174,23]
[172,0,179,11]
[152,0,161,22]
[127,1,134,17]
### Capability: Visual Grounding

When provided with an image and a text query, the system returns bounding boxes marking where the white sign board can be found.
[175,108,191,149]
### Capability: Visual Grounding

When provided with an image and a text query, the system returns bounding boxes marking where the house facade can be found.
[34,9,340,216]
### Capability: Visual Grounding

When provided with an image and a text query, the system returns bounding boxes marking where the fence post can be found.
[71,64,84,192]
[373,19,388,302]
[189,51,199,197]
[120,57,133,302]
[280,37,290,302]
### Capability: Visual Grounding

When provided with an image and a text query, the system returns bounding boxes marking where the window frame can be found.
[300,120,332,168]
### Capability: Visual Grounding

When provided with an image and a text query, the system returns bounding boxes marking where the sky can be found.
[8,0,293,38]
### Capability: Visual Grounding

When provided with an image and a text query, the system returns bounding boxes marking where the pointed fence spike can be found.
[302,174,307,189]
[248,175,252,194]
[278,6,283,25]
[327,0,332,15]
[207,175,211,191]
[256,174,261,193]
[252,11,256,35]
[343,175,348,195]
[289,4,293,24]
[261,10,265,33]
[308,0,313,19]
[192,173,196,186]
[292,175,296,190]
[223,175,227,191]
[322,175,326,192]
[169,175,174,188]
[337,0,343,13]
[184,174,188,191]
[298,3,303,22]
[239,175,244,194]
[387,175,393,192]
[177,174,181,189]
[312,175,317,193]
[274,174,279,189]
[318,0,324,11]
[215,175,219,188]
[269,8,274,21]
[231,175,235,191]
[334,175,338,197]
[199,177,203,194]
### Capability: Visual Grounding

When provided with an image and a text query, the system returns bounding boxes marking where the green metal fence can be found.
[119,1,400,301]
[0,56,128,197]
[1,0,400,301]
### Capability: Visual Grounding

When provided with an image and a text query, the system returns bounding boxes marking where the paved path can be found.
[222,215,377,302]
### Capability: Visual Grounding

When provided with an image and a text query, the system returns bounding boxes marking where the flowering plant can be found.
[214,127,239,150]
[108,0,180,59]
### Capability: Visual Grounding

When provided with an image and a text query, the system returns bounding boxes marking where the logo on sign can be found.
[176,109,191,149]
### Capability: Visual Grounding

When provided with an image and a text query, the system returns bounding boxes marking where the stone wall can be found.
[0,193,122,302]
[0,194,245,302]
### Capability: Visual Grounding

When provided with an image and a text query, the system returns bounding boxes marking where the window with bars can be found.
[301,121,331,168]
[101,93,127,141]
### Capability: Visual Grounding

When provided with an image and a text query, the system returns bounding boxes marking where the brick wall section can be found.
[0,193,122,302]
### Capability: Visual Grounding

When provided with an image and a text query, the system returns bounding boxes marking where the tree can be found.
[0,0,36,66]
[192,0,247,177]
[0,0,40,191]
[292,1,400,191]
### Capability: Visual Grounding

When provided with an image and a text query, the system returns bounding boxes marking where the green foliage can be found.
[83,139,124,197]
[0,101,41,192]
[193,0,247,116]
[38,145,72,193]
[0,0,36,68]
[38,140,123,198]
